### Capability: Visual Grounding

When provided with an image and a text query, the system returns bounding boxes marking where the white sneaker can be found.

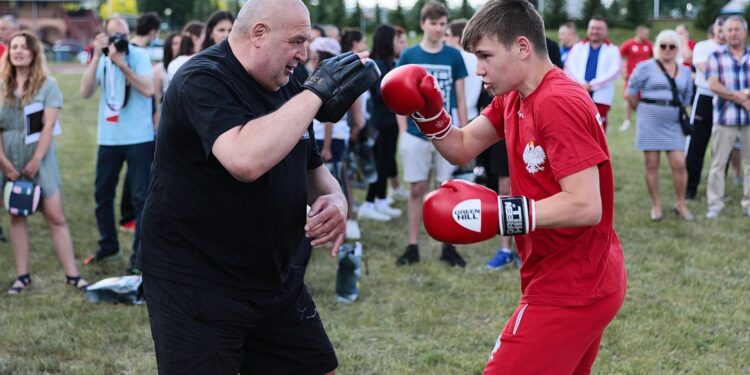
[389,186,410,201]
[357,202,391,221]
[619,119,631,132]
[346,220,361,240]
[376,199,402,218]
[706,209,721,219]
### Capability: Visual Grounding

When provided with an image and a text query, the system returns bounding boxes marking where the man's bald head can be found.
[232,0,308,38]
[105,17,129,36]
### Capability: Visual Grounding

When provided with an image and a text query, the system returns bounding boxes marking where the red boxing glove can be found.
[423,180,535,244]
[381,64,453,139]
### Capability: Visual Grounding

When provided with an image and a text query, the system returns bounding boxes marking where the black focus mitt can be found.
[303,51,381,123]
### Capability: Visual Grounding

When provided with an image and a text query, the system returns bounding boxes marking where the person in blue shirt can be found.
[395,1,469,268]
[80,17,155,274]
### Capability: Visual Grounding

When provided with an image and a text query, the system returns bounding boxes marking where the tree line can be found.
[544,0,726,31]
[132,0,476,33]
[125,0,730,36]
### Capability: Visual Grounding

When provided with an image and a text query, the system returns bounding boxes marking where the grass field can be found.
[0,65,749,374]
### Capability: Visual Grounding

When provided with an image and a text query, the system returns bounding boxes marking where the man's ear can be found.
[516,36,532,59]
[251,22,269,47]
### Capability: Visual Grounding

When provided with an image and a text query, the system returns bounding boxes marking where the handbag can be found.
[3,179,42,216]
[654,59,692,136]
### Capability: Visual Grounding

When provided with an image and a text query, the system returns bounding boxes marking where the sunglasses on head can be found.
[659,44,677,50]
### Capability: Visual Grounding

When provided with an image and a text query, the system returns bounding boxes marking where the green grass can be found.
[0,69,749,374]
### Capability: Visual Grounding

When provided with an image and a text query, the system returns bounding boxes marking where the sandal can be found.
[7,274,32,295]
[65,275,89,291]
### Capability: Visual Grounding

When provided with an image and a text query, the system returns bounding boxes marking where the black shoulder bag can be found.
[654,59,692,136]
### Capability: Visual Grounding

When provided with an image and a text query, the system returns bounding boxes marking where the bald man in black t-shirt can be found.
[137,0,377,373]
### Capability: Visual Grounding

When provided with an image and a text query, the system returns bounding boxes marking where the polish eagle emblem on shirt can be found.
[523,141,546,174]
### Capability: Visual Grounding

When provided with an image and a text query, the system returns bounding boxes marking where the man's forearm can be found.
[120,64,154,97]
[307,165,345,205]
[709,78,741,101]
[212,90,323,182]
[80,54,100,98]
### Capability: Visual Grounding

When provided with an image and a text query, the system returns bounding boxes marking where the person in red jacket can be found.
[619,25,653,131]
[380,1,626,373]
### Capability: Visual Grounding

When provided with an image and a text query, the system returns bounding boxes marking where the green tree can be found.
[329,0,346,27]
[454,0,473,20]
[192,0,220,22]
[347,0,363,28]
[695,0,724,30]
[137,0,194,29]
[624,0,647,27]
[374,3,383,26]
[311,0,328,24]
[606,0,623,27]
[389,1,407,30]
[543,0,568,29]
[579,0,605,27]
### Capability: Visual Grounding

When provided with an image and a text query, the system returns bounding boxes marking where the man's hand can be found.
[92,33,109,57]
[303,51,380,123]
[108,43,126,69]
[305,194,347,256]
[741,99,750,112]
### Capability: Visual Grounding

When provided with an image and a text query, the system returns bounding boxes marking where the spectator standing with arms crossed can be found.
[396,1,469,267]
[564,17,621,131]
[686,18,725,200]
[137,0,379,372]
[705,16,750,218]
[80,17,155,274]
[381,0,626,372]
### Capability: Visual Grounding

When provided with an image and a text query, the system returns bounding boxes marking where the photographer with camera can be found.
[80,17,155,274]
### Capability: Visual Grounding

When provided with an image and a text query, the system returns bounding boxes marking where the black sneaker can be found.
[440,243,466,268]
[397,244,420,266]
[82,250,121,266]
[685,190,696,201]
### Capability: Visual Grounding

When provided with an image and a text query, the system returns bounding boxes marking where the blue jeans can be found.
[94,141,155,267]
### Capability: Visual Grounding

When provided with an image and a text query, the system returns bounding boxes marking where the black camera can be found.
[103,33,129,56]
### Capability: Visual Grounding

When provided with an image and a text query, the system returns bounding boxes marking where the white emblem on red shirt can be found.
[595,112,603,128]
[523,141,546,174]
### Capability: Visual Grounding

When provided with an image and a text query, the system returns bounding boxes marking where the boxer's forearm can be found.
[534,166,602,228]
[212,91,322,182]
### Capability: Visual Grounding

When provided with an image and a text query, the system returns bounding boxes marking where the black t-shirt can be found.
[138,40,322,303]
[368,58,397,131]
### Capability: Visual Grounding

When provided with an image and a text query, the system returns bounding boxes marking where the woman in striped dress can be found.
[626,29,694,221]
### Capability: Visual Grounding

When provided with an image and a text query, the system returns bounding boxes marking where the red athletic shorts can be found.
[594,103,611,132]
[483,285,626,375]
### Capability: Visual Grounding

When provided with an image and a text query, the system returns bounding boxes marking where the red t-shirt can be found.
[481,68,626,307]
[0,43,6,60]
[620,38,653,77]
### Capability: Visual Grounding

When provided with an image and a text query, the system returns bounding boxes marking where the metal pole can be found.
[653,0,659,20]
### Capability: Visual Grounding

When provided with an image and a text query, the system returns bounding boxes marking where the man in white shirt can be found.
[564,17,622,132]
[686,18,725,200]
[445,19,482,122]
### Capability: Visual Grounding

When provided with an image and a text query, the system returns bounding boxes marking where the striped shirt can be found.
[706,45,750,126]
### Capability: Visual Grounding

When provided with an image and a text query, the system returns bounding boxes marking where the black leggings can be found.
[365,123,399,202]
